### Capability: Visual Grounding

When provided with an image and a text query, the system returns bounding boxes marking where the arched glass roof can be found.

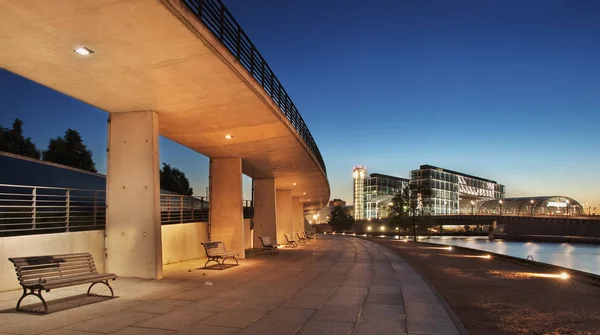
[475,196,583,216]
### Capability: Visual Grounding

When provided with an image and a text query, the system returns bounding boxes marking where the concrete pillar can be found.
[106,111,162,279]
[210,157,245,258]
[292,197,304,238]
[253,179,277,248]
[276,190,293,245]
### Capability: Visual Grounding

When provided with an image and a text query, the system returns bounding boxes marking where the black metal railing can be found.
[182,0,327,175]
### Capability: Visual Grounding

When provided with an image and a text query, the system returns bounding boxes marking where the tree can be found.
[328,205,354,232]
[0,118,41,158]
[160,163,193,196]
[42,129,96,172]
[388,182,435,239]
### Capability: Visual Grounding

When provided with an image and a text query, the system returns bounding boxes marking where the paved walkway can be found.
[0,236,463,335]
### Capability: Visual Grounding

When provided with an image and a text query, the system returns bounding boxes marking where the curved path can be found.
[0,236,464,334]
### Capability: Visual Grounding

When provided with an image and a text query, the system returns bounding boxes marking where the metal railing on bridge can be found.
[0,184,254,237]
[181,0,327,175]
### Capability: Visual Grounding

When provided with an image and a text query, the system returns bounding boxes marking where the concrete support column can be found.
[106,111,162,279]
[253,179,277,248]
[292,197,304,238]
[276,190,293,245]
[210,157,245,258]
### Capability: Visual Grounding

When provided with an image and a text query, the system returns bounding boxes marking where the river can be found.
[419,236,600,276]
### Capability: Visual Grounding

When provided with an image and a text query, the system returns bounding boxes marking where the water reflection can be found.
[424,236,600,276]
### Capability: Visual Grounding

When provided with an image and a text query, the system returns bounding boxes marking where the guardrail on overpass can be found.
[0,184,253,237]
[182,0,326,175]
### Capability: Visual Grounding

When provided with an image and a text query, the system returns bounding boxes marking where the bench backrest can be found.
[8,253,98,284]
[202,241,228,256]
[284,234,293,242]
[260,236,274,246]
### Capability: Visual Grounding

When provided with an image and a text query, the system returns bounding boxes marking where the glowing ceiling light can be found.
[293,182,296,186]
[560,272,570,279]
[224,134,233,139]
[74,47,94,56]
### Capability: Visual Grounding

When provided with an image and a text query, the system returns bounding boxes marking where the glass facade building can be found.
[475,196,583,216]
[410,165,505,215]
[364,173,409,219]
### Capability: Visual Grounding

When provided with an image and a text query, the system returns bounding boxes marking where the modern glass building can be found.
[410,164,505,215]
[364,173,409,219]
[475,196,583,216]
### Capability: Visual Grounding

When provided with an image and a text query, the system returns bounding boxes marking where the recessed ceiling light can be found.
[307,199,310,201]
[224,134,233,139]
[74,47,94,56]
[303,192,306,195]
[293,183,296,186]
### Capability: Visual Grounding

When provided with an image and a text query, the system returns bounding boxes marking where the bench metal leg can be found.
[16,287,48,313]
[87,280,115,297]
[204,257,221,269]
[222,256,239,266]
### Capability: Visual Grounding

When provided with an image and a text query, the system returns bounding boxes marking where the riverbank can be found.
[369,237,600,334]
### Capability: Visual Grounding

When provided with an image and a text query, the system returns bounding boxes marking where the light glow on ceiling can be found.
[74,47,94,55]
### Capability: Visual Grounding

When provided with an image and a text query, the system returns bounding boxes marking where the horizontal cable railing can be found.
[182,0,326,175]
[0,184,254,237]
[160,193,254,225]
[0,184,106,237]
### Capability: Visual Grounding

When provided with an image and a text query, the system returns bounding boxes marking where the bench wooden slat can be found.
[22,273,116,287]
[19,267,98,281]
[11,257,95,270]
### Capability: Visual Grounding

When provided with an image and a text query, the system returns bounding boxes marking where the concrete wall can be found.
[0,231,105,292]
[244,219,252,250]
[161,222,209,265]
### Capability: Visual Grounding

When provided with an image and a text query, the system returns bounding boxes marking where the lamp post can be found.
[499,200,503,216]
[444,201,448,215]
[471,200,474,215]
[565,199,569,216]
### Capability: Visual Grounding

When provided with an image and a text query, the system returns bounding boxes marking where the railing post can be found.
[167,196,171,222]
[66,189,70,232]
[236,27,241,59]
[93,191,97,227]
[180,195,184,223]
[219,5,225,39]
[250,46,255,74]
[32,187,37,230]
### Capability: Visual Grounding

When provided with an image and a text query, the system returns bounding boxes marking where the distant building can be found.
[409,164,505,215]
[352,166,367,220]
[312,198,351,224]
[364,173,409,219]
[352,166,409,220]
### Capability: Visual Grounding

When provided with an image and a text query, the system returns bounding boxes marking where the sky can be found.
[1,0,599,208]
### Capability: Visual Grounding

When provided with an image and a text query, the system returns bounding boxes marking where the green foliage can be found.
[0,118,41,159]
[42,129,96,172]
[328,205,354,232]
[160,163,193,196]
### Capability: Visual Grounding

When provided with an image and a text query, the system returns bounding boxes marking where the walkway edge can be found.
[369,238,470,335]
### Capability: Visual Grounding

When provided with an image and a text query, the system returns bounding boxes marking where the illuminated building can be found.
[410,164,505,215]
[364,174,409,219]
[352,166,367,220]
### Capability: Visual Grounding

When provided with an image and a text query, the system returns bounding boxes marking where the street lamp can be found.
[470,200,474,215]
[444,201,448,215]
[566,199,569,216]
[499,200,503,216]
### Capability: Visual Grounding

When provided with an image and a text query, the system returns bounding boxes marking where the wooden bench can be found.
[284,234,298,248]
[201,241,239,269]
[258,236,280,254]
[8,253,117,313]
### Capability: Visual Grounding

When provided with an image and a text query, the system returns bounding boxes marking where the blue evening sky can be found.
[1,0,599,207]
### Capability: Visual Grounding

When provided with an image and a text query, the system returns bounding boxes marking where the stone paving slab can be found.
[0,235,464,334]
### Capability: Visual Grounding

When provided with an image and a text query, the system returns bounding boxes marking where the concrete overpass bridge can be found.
[0,0,329,279]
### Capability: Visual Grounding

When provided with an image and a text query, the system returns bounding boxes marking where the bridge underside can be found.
[0,0,329,209]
